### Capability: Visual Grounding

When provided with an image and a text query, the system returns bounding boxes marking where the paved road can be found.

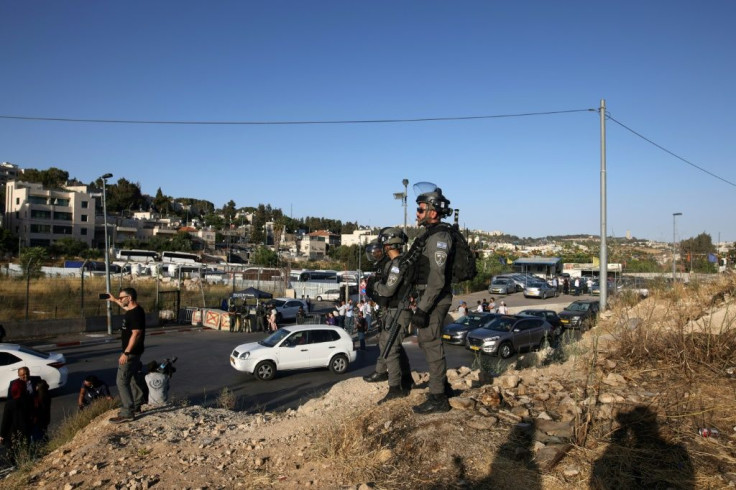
[1,291,595,432]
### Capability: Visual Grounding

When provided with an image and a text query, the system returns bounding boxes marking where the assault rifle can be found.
[380,284,413,360]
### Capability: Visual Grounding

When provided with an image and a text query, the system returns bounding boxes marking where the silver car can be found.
[466,315,553,358]
[523,281,559,299]
[489,278,516,295]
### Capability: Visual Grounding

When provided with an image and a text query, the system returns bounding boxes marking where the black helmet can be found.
[414,181,452,219]
[379,227,408,248]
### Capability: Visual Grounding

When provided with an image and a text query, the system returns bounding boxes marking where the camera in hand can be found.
[98,293,110,300]
[157,357,178,377]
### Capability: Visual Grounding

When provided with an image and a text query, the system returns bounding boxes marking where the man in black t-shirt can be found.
[106,287,146,423]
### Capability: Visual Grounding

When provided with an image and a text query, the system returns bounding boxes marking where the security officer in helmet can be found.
[409,182,454,414]
[363,229,414,404]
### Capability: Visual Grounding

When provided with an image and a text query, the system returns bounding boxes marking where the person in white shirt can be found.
[457,301,468,316]
[497,302,509,314]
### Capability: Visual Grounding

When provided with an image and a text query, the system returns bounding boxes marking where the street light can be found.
[101,173,113,335]
[393,178,409,244]
[672,212,682,282]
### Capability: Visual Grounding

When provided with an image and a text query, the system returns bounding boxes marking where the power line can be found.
[0,109,595,126]
[607,114,736,188]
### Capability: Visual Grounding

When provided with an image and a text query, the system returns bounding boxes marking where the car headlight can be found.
[237,351,250,360]
[484,336,500,345]
[571,316,581,322]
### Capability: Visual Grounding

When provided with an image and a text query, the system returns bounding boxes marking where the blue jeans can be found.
[116,355,145,418]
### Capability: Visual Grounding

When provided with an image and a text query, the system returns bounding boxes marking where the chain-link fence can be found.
[0,273,282,322]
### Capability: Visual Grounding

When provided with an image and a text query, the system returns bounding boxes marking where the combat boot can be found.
[412,393,451,414]
[377,385,408,405]
[363,371,389,383]
[401,373,415,393]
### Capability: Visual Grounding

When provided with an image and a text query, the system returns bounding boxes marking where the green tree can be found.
[251,246,278,267]
[153,187,171,215]
[20,247,48,277]
[22,167,69,188]
[0,228,17,256]
[105,178,145,214]
[169,231,194,252]
[222,200,237,223]
[679,232,716,273]
[49,238,89,258]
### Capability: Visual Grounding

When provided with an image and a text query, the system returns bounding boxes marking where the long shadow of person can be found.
[590,405,694,489]
[483,420,542,489]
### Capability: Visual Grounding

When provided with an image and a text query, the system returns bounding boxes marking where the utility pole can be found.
[672,212,682,281]
[599,99,608,310]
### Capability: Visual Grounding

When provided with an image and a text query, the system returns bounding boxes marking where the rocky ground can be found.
[3,281,736,489]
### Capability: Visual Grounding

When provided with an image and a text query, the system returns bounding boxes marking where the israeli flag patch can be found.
[390,265,400,274]
[437,241,448,250]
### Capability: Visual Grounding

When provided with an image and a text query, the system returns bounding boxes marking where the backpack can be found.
[402,223,477,284]
[434,223,477,283]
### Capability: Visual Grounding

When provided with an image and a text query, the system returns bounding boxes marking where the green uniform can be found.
[412,224,453,396]
[374,254,412,388]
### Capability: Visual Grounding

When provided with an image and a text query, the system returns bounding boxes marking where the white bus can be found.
[115,249,160,263]
[160,251,201,265]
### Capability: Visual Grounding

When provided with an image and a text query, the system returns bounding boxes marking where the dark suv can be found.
[558,299,600,330]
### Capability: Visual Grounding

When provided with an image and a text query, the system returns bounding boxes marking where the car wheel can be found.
[254,361,276,381]
[498,342,514,359]
[316,296,323,302]
[329,354,349,374]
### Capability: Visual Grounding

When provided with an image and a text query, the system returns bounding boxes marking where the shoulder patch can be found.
[436,241,448,250]
[434,251,448,267]
[390,265,400,274]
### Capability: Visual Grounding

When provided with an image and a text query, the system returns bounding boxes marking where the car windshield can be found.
[270,300,286,307]
[454,314,488,327]
[518,310,542,318]
[566,302,590,312]
[483,317,516,332]
[259,328,291,347]
[491,279,509,285]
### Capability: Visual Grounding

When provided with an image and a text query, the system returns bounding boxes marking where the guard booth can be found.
[157,290,181,324]
[512,257,562,279]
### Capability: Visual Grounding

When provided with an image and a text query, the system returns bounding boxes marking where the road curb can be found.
[34,326,205,351]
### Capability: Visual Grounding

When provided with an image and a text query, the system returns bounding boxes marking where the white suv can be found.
[230,325,357,380]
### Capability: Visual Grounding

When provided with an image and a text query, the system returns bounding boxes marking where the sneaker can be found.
[109,415,135,424]
[362,371,389,383]
[412,394,451,414]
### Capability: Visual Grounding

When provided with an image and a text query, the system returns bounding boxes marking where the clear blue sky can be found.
[2,1,735,242]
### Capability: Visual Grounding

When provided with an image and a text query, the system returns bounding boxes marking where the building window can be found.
[81,215,88,222]
[15,198,19,205]
[53,225,73,235]
[31,209,52,220]
[29,196,48,205]
[53,212,73,221]
[30,224,52,234]
[81,201,88,208]
[54,198,70,207]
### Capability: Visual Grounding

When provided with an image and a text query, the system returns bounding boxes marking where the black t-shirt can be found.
[121,305,146,355]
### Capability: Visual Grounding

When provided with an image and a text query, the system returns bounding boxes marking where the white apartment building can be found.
[4,180,97,248]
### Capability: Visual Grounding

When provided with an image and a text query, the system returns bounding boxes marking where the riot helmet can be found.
[414,182,452,225]
[365,239,384,263]
[378,226,408,250]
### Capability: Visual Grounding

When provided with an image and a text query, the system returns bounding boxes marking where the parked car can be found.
[266,298,309,322]
[617,277,650,298]
[517,309,563,338]
[441,313,497,346]
[314,289,341,302]
[590,280,616,296]
[558,299,600,330]
[230,325,357,380]
[0,344,68,396]
[523,281,559,299]
[466,315,554,358]
[489,278,516,295]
